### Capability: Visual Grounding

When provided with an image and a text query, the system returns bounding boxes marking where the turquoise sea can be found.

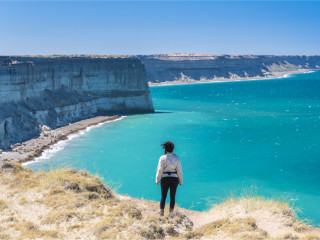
[27,71,320,226]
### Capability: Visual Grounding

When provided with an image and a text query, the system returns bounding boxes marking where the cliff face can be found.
[139,54,320,83]
[2,54,320,149]
[0,56,154,149]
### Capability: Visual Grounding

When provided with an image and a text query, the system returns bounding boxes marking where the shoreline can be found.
[22,116,126,166]
[0,115,122,165]
[148,69,316,87]
[1,68,316,166]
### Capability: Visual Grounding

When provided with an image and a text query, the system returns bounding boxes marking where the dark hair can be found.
[161,141,174,154]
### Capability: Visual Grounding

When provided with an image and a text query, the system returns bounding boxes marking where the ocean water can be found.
[27,71,320,226]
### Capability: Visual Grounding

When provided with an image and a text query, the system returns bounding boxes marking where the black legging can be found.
[160,177,179,210]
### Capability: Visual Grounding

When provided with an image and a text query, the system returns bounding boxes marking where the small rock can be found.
[49,187,65,195]
[165,225,179,237]
[140,224,165,239]
[41,125,51,132]
[10,143,21,149]
[1,162,30,173]
[65,169,78,174]
[87,193,99,200]
[64,182,81,192]
[78,170,89,177]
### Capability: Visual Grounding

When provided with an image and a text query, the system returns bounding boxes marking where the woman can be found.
[156,141,183,216]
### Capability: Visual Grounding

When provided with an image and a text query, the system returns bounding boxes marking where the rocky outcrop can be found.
[139,54,320,83]
[0,56,154,149]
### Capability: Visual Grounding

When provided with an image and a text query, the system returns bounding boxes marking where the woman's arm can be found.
[177,159,183,185]
[156,157,165,184]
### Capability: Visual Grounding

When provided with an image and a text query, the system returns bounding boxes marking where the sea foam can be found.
[22,116,126,166]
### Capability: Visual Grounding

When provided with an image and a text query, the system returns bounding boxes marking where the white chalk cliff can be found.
[138,54,320,83]
[0,56,154,149]
[1,54,320,149]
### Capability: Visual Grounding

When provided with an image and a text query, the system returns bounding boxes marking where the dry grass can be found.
[301,233,320,240]
[0,162,192,239]
[211,195,296,216]
[294,220,312,233]
[11,221,59,239]
[179,218,267,239]
[42,210,85,225]
[0,161,320,240]
[0,199,7,210]
[0,233,10,240]
[67,224,82,232]
[195,195,320,239]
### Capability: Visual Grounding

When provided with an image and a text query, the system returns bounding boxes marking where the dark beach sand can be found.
[0,116,121,165]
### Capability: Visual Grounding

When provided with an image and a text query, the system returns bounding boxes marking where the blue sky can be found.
[0,1,319,55]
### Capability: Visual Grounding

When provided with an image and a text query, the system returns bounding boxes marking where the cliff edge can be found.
[139,54,320,83]
[0,162,319,240]
[0,56,154,149]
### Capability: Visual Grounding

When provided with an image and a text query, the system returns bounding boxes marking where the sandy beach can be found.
[0,116,121,165]
[149,69,314,87]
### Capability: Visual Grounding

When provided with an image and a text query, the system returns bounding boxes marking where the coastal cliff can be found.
[0,56,154,149]
[139,54,320,83]
[2,54,320,149]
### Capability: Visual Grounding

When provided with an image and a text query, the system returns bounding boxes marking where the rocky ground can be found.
[0,162,319,240]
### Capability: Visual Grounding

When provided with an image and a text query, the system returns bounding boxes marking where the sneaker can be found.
[169,208,174,216]
[160,209,164,216]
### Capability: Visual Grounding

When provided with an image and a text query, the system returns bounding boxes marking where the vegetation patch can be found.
[1,162,320,239]
[0,199,8,210]
[140,224,165,239]
[179,218,267,239]
[42,210,85,225]
[11,221,59,239]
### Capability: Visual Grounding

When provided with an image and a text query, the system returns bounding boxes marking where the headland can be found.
[0,162,319,239]
[140,54,320,86]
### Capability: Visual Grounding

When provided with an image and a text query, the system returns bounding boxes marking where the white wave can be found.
[284,70,316,78]
[22,116,126,166]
